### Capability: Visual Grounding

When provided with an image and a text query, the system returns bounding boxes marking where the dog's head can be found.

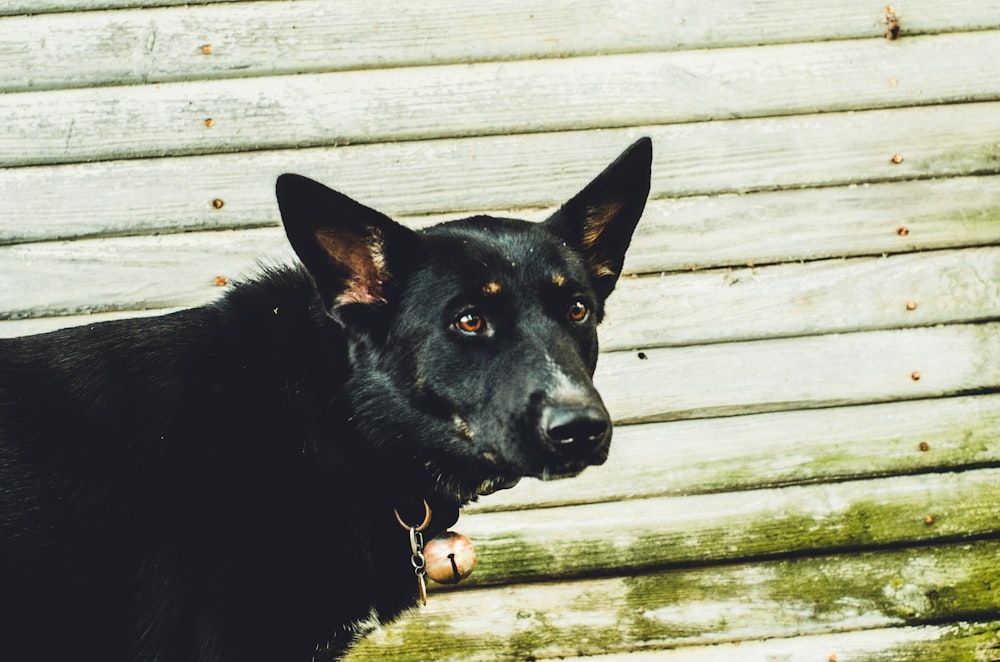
[276,139,652,506]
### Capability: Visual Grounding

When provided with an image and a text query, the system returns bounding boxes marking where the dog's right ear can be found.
[276,174,418,312]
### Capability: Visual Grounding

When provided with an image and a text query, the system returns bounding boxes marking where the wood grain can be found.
[6,2,1000,88]
[3,102,1000,244]
[597,322,1000,423]
[346,541,1000,660]
[578,623,1000,662]
[469,393,1000,511]
[3,31,1000,167]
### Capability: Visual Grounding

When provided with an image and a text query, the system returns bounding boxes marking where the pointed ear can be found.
[544,138,652,299]
[275,174,418,311]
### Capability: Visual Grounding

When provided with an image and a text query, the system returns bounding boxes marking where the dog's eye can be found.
[567,300,590,323]
[454,311,488,336]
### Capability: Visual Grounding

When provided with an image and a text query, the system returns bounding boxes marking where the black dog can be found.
[0,138,651,661]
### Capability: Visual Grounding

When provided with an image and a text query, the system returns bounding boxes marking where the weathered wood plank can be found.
[3,228,998,349]
[5,177,1000,285]
[346,540,1000,660]
[579,622,1000,661]
[3,103,1000,245]
[0,0,240,15]
[626,175,1000,275]
[470,394,1000,511]
[0,228,296,319]
[0,308,182,339]
[598,322,1000,423]
[604,246,1000,349]
[6,174,1000,264]
[451,468,1000,587]
[6,1,1000,90]
[3,31,1000,167]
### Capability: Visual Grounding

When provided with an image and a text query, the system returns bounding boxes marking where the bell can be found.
[423,531,476,584]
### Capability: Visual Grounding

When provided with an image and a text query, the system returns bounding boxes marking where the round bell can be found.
[423,531,476,584]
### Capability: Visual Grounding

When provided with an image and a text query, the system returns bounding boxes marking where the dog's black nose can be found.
[542,405,611,456]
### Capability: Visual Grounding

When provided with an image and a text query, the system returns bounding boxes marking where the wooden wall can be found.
[1,1,999,659]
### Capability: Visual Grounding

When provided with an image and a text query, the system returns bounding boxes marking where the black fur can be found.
[0,138,652,661]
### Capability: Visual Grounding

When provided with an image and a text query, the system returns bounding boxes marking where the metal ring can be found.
[394,499,432,532]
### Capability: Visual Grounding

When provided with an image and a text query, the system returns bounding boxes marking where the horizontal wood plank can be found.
[626,175,1000,274]
[4,230,999,348]
[0,228,297,320]
[6,174,1000,264]
[347,540,1000,660]
[3,102,1000,245]
[597,322,1000,423]
[451,468,1000,587]
[604,246,1000,349]
[0,1,239,15]
[6,1,1000,91]
[578,622,1000,662]
[3,31,1000,167]
[0,308,183,339]
[470,394,1000,511]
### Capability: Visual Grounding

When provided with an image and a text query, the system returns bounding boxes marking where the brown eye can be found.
[568,300,590,323]
[455,312,486,335]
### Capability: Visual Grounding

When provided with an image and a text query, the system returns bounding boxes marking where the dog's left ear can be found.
[544,137,652,299]
[276,174,418,313]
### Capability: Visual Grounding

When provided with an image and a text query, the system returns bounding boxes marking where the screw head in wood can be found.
[910,371,921,381]
[212,198,224,209]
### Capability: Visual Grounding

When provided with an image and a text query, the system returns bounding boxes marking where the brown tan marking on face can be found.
[552,273,566,287]
[482,281,502,296]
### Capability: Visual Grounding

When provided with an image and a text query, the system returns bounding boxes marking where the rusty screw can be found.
[201,44,213,55]
[924,515,934,525]
[212,198,224,209]
[214,276,228,287]
[906,301,917,311]
[896,226,909,236]
[919,442,930,452]
[910,371,921,381]
[891,154,904,164]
